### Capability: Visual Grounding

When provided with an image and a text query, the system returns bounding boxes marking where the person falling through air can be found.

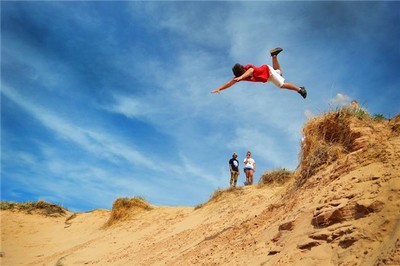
[211,48,307,99]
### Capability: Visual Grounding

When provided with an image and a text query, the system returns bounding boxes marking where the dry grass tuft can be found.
[390,114,400,136]
[258,168,294,187]
[0,200,67,217]
[194,187,243,210]
[297,107,372,187]
[104,197,153,227]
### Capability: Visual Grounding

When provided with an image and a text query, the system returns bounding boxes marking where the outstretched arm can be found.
[234,68,254,82]
[211,79,237,94]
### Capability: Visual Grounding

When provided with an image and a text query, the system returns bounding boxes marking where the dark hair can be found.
[232,63,245,77]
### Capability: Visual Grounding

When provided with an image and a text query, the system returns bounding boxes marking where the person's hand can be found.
[233,77,242,82]
[211,89,220,94]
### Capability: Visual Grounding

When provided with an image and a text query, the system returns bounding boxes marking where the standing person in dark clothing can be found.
[229,152,240,188]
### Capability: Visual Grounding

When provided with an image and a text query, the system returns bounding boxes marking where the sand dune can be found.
[2,110,400,265]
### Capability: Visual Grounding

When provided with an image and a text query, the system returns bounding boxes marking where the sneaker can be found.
[298,87,307,99]
[270,47,283,57]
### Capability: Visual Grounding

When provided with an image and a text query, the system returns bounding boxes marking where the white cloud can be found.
[106,95,152,118]
[304,109,315,119]
[329,93,352,107]
[181,153,225,185]
[128,2,229,49]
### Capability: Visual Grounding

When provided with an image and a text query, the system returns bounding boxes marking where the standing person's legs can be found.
[233,172,238,187]
[249,170,254,185]
[245,169,250,185]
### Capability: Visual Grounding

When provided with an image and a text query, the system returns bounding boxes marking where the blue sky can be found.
[1,1,399,211]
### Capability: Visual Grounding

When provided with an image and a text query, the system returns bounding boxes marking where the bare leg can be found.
[249,170,254,185]
[281,82,301,92]
[271,55,282,75]
[270,48,307,99]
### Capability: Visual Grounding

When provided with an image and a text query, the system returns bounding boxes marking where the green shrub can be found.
[373,113,386,122]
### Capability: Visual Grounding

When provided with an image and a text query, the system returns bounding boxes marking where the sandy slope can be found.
[1,115,400,266]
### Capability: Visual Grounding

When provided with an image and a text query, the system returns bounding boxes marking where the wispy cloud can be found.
[329,93,352,108]
[1,85,159,170]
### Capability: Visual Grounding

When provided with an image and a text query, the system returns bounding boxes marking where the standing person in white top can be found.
[243,151,256,185]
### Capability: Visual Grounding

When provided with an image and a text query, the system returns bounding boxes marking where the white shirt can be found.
[244,157,255,169]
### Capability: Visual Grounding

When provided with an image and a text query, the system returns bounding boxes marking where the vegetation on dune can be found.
[104,196,153,227]
[296,106,390,187]
[258,168,294,186]
[0,200,67,217]
[195,187,243,210]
